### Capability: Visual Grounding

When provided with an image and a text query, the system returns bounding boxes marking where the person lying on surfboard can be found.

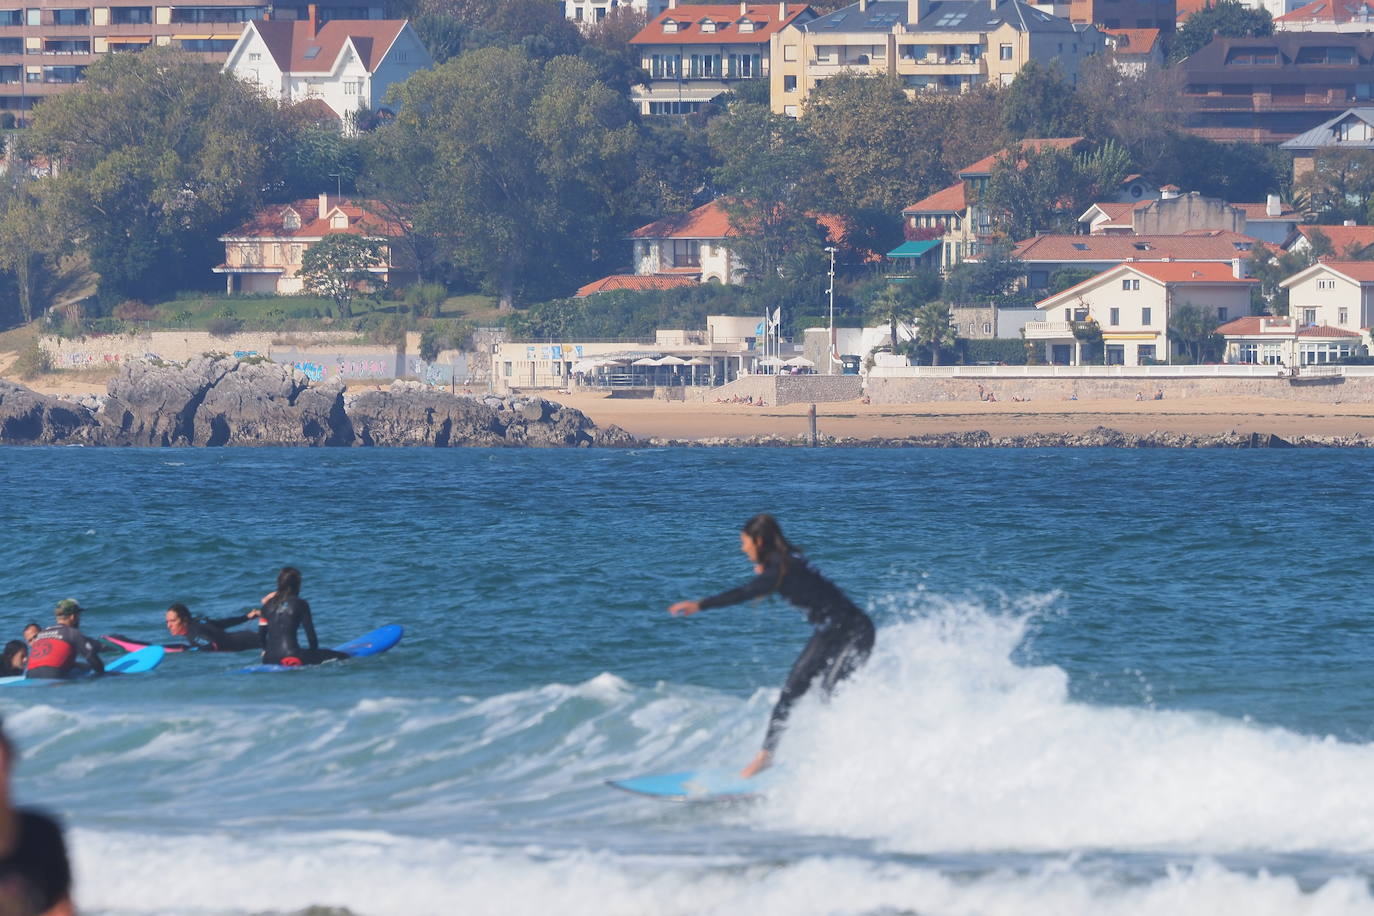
[163,603,261,652]
[256,567,349,667]
[669,514,875,779]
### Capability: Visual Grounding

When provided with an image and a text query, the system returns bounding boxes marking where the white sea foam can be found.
[758,596,1374,855]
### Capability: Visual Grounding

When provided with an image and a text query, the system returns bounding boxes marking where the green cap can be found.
[54,598,83,618]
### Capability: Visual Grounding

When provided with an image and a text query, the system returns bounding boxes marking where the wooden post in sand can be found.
[809,403,818,447]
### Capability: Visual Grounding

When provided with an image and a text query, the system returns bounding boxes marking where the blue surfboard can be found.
[235,624,403,673]
[607,766,777,801]
[0,645,166,686]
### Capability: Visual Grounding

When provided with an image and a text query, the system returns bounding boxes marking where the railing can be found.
[1022,321,1075,338]
[869,364,1288,378]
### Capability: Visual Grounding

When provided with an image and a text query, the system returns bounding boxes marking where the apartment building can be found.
[1180,34,1374,143]
[629,0,813,115]
[769,0,1102,116]
[0,0,379,123]
[565,0,670,27]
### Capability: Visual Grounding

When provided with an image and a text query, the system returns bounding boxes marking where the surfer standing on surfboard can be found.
[669,514,875,779]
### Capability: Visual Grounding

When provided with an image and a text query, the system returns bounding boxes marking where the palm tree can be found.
[867,283,920,352]
[913,301,957,366]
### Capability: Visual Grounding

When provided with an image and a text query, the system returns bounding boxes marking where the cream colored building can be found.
[770,0,1102,115]
[1026,261,1256,365]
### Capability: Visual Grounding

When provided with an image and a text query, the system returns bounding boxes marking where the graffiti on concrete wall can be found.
[288,361,326,382]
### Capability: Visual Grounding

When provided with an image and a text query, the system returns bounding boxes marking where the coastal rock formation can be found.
[0,357,638,448]
[647,427,1358,448]
[0,380,97,444]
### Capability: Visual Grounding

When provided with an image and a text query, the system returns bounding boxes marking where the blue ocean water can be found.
[3,447,1374,915]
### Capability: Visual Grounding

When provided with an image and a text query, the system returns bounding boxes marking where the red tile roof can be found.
[1176,0,1209,22]
[1294,224,1374,254]
[903,182,967,214]
[575,274,699,297]
[251,19,408,73]
[1216,316,1361,337]
[1232,201,1300,220]
[631,3,812,45]
[1012,230,1259,261]
[1103,28,1160,55]
[1127,261,1256,283]
[221,196,406,240]
[631,201,736,240]
[1276,0,1374,23]
[958,138,1086,178]
[1318,259,1374,282]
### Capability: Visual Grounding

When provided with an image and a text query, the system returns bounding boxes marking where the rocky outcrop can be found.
[0,380,98,444]
[648,426,1365,448]
[0,357,638,448]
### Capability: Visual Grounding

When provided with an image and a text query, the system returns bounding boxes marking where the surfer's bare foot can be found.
[740,750,772,779]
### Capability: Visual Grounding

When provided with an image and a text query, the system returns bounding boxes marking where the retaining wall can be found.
[866,375,1374,404]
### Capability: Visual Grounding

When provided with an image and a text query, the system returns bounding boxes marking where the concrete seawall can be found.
[685,374,863,405]
[865,375,1374,405]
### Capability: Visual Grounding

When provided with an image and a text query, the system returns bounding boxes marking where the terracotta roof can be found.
[1217,316,1361,337]
[1276,0,1374,23]
[1294,224,1374,253]
[575,274,699,297]
[903,182,966,214]
[221,196,406,240]
[1082,202,1139,226]
[1316,259,1374,282]
[631,3,812,45]
[250,19,408,73]
[1012,231,1259,261]
[631,201,737,240]
[1103,28,1160,55]
[1232,202,1299,220]
[1126,261,1256,283]
[1176,0,1209,22]
[957,137,1086,178]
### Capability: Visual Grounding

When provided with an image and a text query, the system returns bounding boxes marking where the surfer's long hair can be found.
[274,566,302,604]
[742,513,796,582]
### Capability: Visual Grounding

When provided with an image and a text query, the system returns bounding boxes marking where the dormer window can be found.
[663,17,678,32]
[700,17,715,31]
[330,213,348,229]
[738,18,755,31]
[282,208,301,231]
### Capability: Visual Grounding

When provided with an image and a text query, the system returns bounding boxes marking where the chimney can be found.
[319,191,329,220]
[1266,193,1280,217]
[908,0,928,23]
[1232,257,1246,279]
[778,0,786,18]
[307,3,317,36]
[741,0,747,14]
[668,0,677,7]
[1160,184,1180,200]
[859,0,868,9]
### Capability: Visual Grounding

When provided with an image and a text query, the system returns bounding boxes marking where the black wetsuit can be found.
[26,625,104,679]
[184,614,259,652]
[0,810,71,915]
[259,597,347,666]
[698,551,875,754]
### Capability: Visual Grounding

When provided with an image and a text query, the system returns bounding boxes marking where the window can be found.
[248,52,260,61]
[1303,307,1317,324]
[595,7,605,20]
[49,8,87,25]
[1109,307,1120,326]
[783,104,798,116]
[1217,308,1228,321]
[574,5,583,20]
[110,6,152,23]
[983,322,992,333]
[1317,278,1335,289]
[1122,278,1139,290]
[1106,345,1125,365]
[504,361,512,377]
[1142,307,1152,325]
[1238,342,1258,363]
[662,17,678,32]
[784,74,797,92]
[783,43,797,61]
[999,44,1013,60]
[0,9,18,25]
[1137,344,1156,364]
[700,17,715,32]
[1339,307,1349,324]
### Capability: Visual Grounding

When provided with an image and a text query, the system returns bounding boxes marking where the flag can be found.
[769,308,781,329]
[755,321,765,336]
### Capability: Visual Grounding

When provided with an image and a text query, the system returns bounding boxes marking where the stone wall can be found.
[684,374,863,405]
[866,375,1374,404]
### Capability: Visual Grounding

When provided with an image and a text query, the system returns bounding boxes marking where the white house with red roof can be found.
[224,13,431,132]
[1214,315,1361,365]
[1275,0,1374,31]
[1011,230,1259,289]
[1026,260,1257,365]
[1103,27,1161,72]
[629,0,815,115]
[213,193,414,294]
[1077,189,1299,245]
[1283,223,1374,258]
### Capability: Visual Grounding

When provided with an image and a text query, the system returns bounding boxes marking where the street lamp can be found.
[825,246,836,375]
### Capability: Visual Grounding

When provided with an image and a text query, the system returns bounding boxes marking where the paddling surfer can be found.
[257,567,347,667]
[669,514,875,779]
[164,603,260,652]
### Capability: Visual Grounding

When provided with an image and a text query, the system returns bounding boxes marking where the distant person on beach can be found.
[20,626,37,646]
[668,514,875,779]
[26,601,103,680]
[0,720,73,916]
[164,603,260,652]
[0,643,25,677]
[257,568,347,667]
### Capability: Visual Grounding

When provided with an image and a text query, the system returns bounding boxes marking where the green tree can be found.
[371,48,639,308]
[983,141,1130,240]
[1296,149,1374,224]
[865,272,938,350]
[404,281,449,318]
[0,179,64,325]
[24,47,287,305]
[942,242,1025,305]
[1000,61,1090,142]
[912,300,957,365]
[709,102,824,282]
[1169,302,1223,362]
[299,234,387,318]
[1169,0,1273,64]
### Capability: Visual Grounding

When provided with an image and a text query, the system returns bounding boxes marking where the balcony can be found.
[1022,320,1077,340]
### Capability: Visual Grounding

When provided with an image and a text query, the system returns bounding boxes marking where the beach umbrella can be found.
[784,356,815,367]
[684,357,712,366]
[657,355,689,366]
[630,357,660,366]
[758,356,784,366]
